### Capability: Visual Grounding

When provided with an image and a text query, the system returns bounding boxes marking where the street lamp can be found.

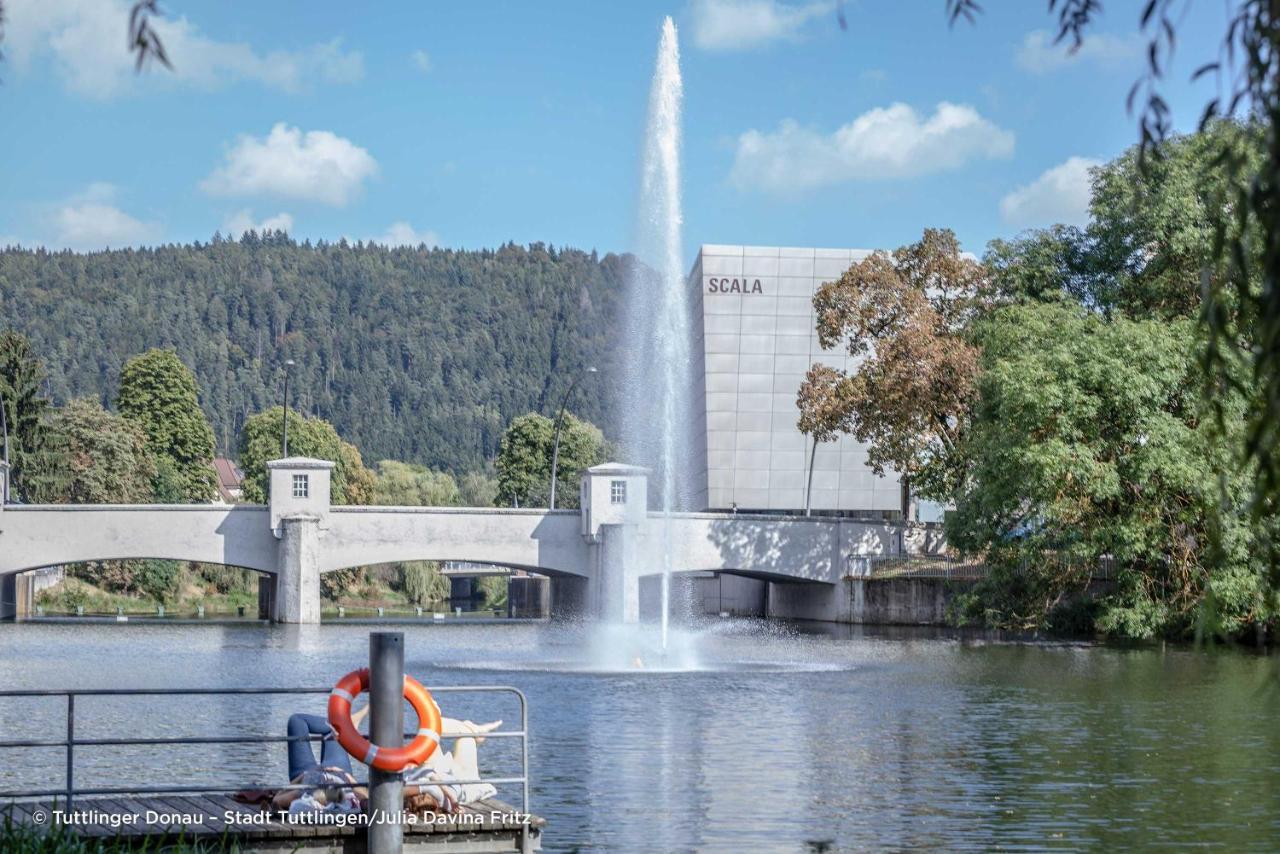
[548,366,598,510]
[281,359,296,457]
[0,389,9,504]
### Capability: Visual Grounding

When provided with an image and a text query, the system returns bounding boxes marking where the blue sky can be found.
[0,0,1233,264]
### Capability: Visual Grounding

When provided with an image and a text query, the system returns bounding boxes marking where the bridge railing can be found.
[850,553,990,580]
[0,685,530,817]
[851,553,1118,581]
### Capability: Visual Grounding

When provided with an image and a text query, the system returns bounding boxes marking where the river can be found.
[0,620,1275,850]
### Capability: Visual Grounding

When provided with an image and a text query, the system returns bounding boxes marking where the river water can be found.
[0,620,1276,850]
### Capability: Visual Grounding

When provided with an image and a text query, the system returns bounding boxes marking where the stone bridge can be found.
[0,458,937,624]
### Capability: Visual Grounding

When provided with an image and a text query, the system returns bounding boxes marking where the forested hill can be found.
[0,234,631,472]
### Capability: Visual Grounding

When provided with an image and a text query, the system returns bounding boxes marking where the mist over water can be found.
[621,17,693,649]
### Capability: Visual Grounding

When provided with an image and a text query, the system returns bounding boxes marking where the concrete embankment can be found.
[686,573,973,626]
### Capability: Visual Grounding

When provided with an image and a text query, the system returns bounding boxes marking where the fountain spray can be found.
[623,16,690,651]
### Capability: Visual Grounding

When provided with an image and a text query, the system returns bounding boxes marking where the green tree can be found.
[1087,123,1263,320]
[398,561,449,606]
[0,331,56,501]
[116,348,218,502]
[939,0,1280,613]
[237,406,373,504]
[947,303,1260,638]
[984,225,1094,308]
[0,240,626,475]
[321,567,366,601]
[476,576,508,610]
[45,398,156,504]
[372,460,462,506]
[495,412,607,508]
[460,471,499,507]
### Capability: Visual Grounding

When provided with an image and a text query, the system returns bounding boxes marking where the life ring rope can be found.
[326,668,442,773]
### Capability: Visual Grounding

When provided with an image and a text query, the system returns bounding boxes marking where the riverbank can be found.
[31,576,506,620]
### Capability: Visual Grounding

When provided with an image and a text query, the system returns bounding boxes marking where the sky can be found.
[0,0,1237,265]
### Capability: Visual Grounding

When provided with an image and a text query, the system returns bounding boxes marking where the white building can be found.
[687,244,906,518]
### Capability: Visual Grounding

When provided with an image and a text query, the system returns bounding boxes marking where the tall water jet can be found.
[621,16,692,650]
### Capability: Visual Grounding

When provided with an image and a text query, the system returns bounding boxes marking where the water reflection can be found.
[0,621,1275,850]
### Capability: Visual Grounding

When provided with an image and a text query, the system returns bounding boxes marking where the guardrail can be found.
[0,684,530,818]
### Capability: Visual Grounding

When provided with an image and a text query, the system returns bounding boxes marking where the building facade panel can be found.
[689,243,903,517]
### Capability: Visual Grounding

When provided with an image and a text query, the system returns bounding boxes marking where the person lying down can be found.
[272,702,501,816]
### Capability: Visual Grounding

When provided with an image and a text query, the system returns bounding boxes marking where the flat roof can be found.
[696,244,877,259]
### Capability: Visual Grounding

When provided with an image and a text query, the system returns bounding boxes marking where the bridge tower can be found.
[266,457,334,624]
[579,463,650,622]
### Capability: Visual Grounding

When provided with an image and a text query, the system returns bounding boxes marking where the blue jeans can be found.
[287,713,353,778]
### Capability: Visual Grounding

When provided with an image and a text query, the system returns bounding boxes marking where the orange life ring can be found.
[327,668,442,772]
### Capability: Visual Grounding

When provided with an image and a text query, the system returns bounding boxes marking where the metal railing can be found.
[850,553,991,580]
[850,552,1119,581]
[0,685,530,818]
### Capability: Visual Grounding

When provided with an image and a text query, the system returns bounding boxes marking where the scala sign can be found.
[706,277,763,294]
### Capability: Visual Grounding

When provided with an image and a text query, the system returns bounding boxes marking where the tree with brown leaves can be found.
[796,229,986,506]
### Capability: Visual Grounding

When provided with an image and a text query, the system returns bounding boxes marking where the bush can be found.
[1046,593,1101,636]
[67,560,142,595]
[195,563,255,595]
[135,560,184,603]
[55,580,90,612]
[321,568,364,600]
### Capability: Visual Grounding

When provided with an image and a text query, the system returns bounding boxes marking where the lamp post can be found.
[1,389,9,504]
[281,359,295,457]
[804,436,817,517]
[548,366,597,510]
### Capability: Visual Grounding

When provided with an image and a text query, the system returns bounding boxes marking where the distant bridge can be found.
[0,459,934,624]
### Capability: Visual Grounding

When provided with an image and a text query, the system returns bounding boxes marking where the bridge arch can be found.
[320,508,589,578]
[0,506,277,577]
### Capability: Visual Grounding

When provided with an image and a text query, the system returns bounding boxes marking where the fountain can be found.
[620,16,693,652]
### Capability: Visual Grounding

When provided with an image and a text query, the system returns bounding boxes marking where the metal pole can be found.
[368,632,405,853]
[549,366,596,510]
[65,694,74,811]
[804,436,818,517]
[547,384,574,511]
[281,360,295,457]
[518,688,530,854]
[0,390,9,504]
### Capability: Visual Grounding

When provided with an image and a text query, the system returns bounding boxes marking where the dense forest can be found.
[0,235,631,473]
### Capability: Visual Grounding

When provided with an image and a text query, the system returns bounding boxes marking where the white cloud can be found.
[371,222,440,248]
[999,156,1100,228]
[411,50,432,74]
[730,102,1015,194]
[4,0,363,99]
[1015,29,1141,75]
[688,0,832,51]
[222,209,295,238]
[201,124,378,207]
[50,183,161,250]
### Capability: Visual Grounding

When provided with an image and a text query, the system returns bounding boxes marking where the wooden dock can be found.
[2,794,544,852]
